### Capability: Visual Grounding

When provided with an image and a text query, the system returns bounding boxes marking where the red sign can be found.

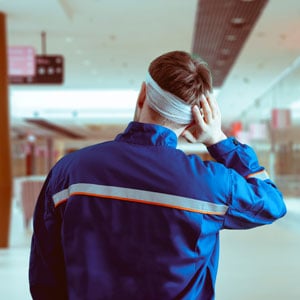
[231,121,242,136]
[8,46,36,76]
[9,55,64,85]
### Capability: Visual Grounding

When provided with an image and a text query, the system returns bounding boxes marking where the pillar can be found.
[0,12,12,248]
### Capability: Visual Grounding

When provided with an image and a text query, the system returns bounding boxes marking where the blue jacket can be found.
[29,122,286,300]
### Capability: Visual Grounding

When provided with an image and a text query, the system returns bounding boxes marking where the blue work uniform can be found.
[29,121,286,300]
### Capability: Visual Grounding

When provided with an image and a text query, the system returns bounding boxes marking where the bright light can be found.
[290,100,300,121]
[290,100,300,109]
[11,89,139,122]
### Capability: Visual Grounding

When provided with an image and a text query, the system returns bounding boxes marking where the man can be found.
[29,51,286,300]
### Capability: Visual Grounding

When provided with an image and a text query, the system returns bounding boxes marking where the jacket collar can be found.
[115,122,178,148]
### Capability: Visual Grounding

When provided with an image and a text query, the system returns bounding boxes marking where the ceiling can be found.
[1,0,300,141]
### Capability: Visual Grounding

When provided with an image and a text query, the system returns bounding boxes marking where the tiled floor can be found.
[1,197,299,299]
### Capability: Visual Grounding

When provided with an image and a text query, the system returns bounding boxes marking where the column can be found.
[0,12,12,248]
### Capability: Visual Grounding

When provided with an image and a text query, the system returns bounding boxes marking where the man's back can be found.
[30,122,285,300]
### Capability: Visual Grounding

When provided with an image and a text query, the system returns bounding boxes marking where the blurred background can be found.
[0,0,299,299]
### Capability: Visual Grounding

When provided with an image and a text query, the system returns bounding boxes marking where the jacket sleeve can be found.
[29,171,68,300]
[207,137,287,229]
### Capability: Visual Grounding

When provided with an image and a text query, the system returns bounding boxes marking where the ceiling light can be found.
[216,60,226,67]
[83,59,91,66]
[231,17,246,26]
[226,34,237,42]
[221,48,230,56]
[243,77,250,84]
[65,37,73,43]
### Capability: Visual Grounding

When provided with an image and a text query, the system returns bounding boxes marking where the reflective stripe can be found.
[52,183,228,215]
[247,170,269,180]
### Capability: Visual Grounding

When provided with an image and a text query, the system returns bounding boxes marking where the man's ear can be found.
[137,82,146,108]
[133,82,147,121]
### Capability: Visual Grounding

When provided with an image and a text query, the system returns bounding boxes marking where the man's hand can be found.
[182,94,227,146]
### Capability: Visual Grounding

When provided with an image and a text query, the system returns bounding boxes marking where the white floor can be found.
[217,201,300,300]
[1,197,299,299]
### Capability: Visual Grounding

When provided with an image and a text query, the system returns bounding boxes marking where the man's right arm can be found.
[208,137,286,229]
[182,93,286,228]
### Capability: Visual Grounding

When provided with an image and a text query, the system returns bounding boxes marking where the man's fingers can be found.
[192,105,205,127]
[200,95,212,123]
[206,93,220,119]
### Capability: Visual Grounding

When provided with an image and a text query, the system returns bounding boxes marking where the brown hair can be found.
[148,51,212,106]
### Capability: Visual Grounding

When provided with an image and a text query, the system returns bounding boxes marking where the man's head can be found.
[135,51,212,130]
[149,50,212,105]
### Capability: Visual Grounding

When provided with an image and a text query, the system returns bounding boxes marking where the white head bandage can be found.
[145,72,193,124]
